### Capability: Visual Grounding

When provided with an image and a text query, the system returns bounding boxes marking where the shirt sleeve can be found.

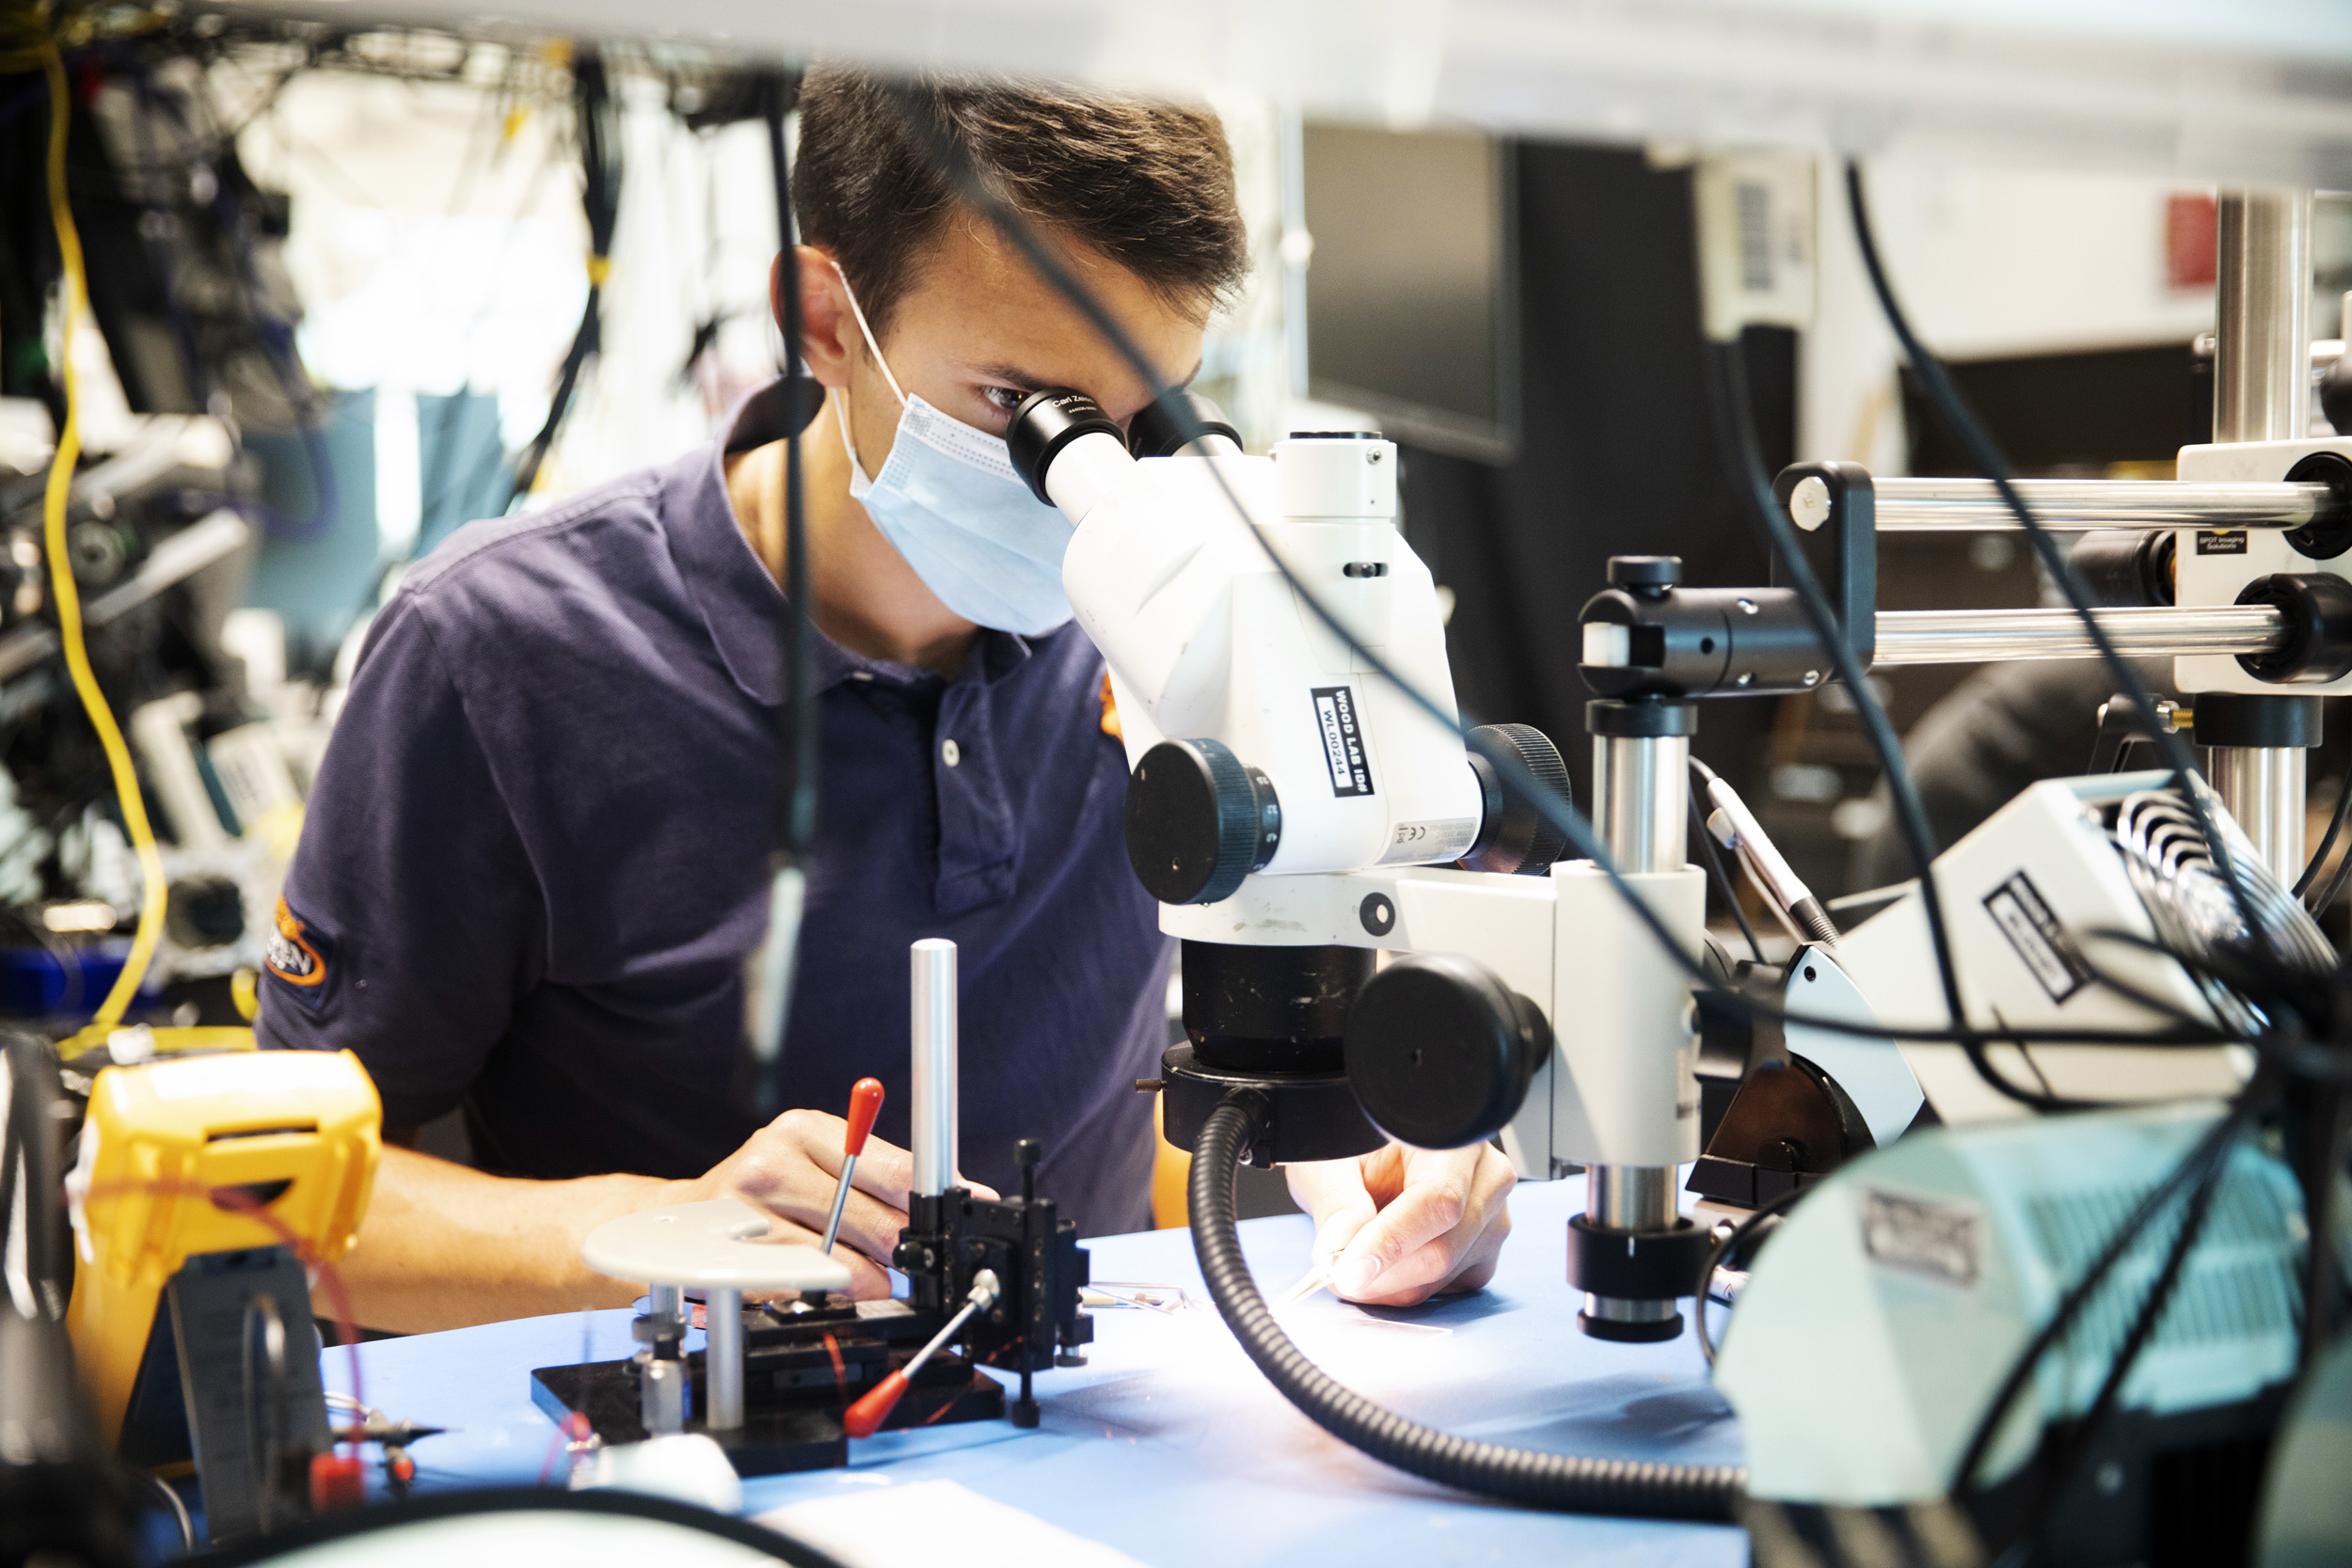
[256,594,546,1131]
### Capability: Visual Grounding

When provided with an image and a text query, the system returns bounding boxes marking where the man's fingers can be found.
[1330,1174,1468,1298]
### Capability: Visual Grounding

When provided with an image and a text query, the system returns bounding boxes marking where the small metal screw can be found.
[1803,670,1820,688]
[1735,672,1755,688]
[1134,1078,1165,1094]
[1365,448,1384,464]
[1736,597,1758,615]
[1789,474,1832,531]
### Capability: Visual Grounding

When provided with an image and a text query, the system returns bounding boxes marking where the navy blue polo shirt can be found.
[258,382,1171,1238]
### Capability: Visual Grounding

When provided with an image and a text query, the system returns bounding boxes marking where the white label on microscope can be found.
[1376,817,1480,865]
[1311,685,1375,797]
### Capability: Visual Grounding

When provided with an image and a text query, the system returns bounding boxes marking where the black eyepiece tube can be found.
[1128,391,1242,458]
[1007,388,1121,506]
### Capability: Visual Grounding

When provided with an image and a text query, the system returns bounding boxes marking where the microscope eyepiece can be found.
[1007,388,1121,506]
[1126,391,1242,458]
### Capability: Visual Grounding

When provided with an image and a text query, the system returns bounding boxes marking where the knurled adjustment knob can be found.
[1343,952,1549,1150]
[1608,555,1682,594]
[1125,739,1280,906]
[1460,723,1573,875]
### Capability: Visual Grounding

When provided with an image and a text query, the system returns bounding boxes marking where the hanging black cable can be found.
[1842,163,2280,981]
[765,72,816,862]
[510,49,620,505]
[1705,333,1966,1037]
[1186,1094,1744,1519]
[2293,771,2352,900]
[735,67,816,1119]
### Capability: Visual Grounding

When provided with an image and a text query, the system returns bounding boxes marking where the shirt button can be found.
[941,738,961,768]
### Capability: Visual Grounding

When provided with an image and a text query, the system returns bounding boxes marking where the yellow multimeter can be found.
[66,1049,380,1458]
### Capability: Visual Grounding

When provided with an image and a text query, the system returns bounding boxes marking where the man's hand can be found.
[682,1110,995,1299]
[1283,1142,1516,1307]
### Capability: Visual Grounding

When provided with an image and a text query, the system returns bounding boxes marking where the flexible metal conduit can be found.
[1870,605,2287,667]
[1185,1094,1745,1521]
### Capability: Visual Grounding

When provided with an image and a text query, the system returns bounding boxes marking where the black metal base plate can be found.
[530,1357,1004,1477]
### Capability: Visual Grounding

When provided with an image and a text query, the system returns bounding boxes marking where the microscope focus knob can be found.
[1125,739,1282,905]
[1460,723,1572,875]
[1343,952,1549,1150]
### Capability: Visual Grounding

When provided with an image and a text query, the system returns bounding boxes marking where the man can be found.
[260,68,1515,1334]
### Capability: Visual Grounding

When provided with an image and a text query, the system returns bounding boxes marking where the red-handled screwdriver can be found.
[843,1269,999,1438]
[819,1077,886,1257]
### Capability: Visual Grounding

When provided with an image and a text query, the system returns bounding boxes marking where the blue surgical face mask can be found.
[830,274,1076,637]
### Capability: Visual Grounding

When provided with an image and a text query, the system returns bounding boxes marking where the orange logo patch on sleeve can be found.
[1099,672,1121,739]
[264,896,336,1012]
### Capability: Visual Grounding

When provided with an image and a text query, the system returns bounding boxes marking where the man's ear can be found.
[776,245,858,389]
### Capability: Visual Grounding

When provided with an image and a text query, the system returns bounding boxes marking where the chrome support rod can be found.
[1592,733,1688,874]
[910,938,958,1198]
[705,1286,744,1431]
[2201,188,2314,885]
[2214,190,2313,444]
[1584,734,1683,1336]
[1869,606,2287,667]
[2210,746,2305,882]
[1853,478,2332,534]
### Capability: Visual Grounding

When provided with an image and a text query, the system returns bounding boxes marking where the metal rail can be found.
[1856,478,2333,533]
[1869,605,2288,667]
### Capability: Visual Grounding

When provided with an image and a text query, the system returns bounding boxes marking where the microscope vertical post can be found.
[706,1287,744,1430]
[912,938,958,1196]
[1581,695,1695,1338]
[2202,188,2317,883]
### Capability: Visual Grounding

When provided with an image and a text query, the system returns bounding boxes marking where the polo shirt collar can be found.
[660,377,1039,705]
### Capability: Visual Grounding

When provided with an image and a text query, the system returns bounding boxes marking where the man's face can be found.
[793,217,1208,476]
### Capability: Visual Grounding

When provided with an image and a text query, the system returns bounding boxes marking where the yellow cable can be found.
[40,41,169,1048]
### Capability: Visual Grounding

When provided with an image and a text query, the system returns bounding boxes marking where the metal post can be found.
[911,939,958,1197]
[1583,726,1685,1337]
[705,1286,743,1431]
[2214,190,2312,445]
[2209,745,2305,880]
[1593,733,1688,873]
[2208,189,2315,882]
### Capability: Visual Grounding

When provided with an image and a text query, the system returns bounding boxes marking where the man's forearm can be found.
[330,1146,684,1334]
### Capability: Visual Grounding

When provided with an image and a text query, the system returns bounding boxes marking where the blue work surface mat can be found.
[325,1174,1745,1565]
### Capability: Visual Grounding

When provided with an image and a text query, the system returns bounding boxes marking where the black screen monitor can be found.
[1302,123,1518,465]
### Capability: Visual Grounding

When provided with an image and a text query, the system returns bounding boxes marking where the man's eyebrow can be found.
[968,359,1205,390]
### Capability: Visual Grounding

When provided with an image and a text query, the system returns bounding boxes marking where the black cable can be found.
[1991,1114,2239,1563]
[511,49,621,504]
[2295,772,2352,899]
[1688,777,1765,966]
[1949,1096,2255,1497]
[1843,164,2279,984]
[1706,333,1965,1040]
[1693,1182,1805,1366]
[871,81,2217,1057]
[182,1485,851,1568]
[2309,832,2352,921]
[766,71,815,861]
[1186,1094,1744,1519]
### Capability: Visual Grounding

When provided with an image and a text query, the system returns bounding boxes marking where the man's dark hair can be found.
[794,68,1248,340]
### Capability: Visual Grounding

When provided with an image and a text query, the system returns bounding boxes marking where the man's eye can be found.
[979,387,1025,413]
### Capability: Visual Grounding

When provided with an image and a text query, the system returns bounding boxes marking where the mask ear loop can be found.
[823,259,905,484]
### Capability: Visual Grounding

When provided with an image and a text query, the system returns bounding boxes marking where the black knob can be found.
[1124,739,1281,905]
[1007,388,1121,506]
[1459,723,1573,875]
[1127,391,1242,458]
[1608,555,1681,593]
[1343,952,1549,1150]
